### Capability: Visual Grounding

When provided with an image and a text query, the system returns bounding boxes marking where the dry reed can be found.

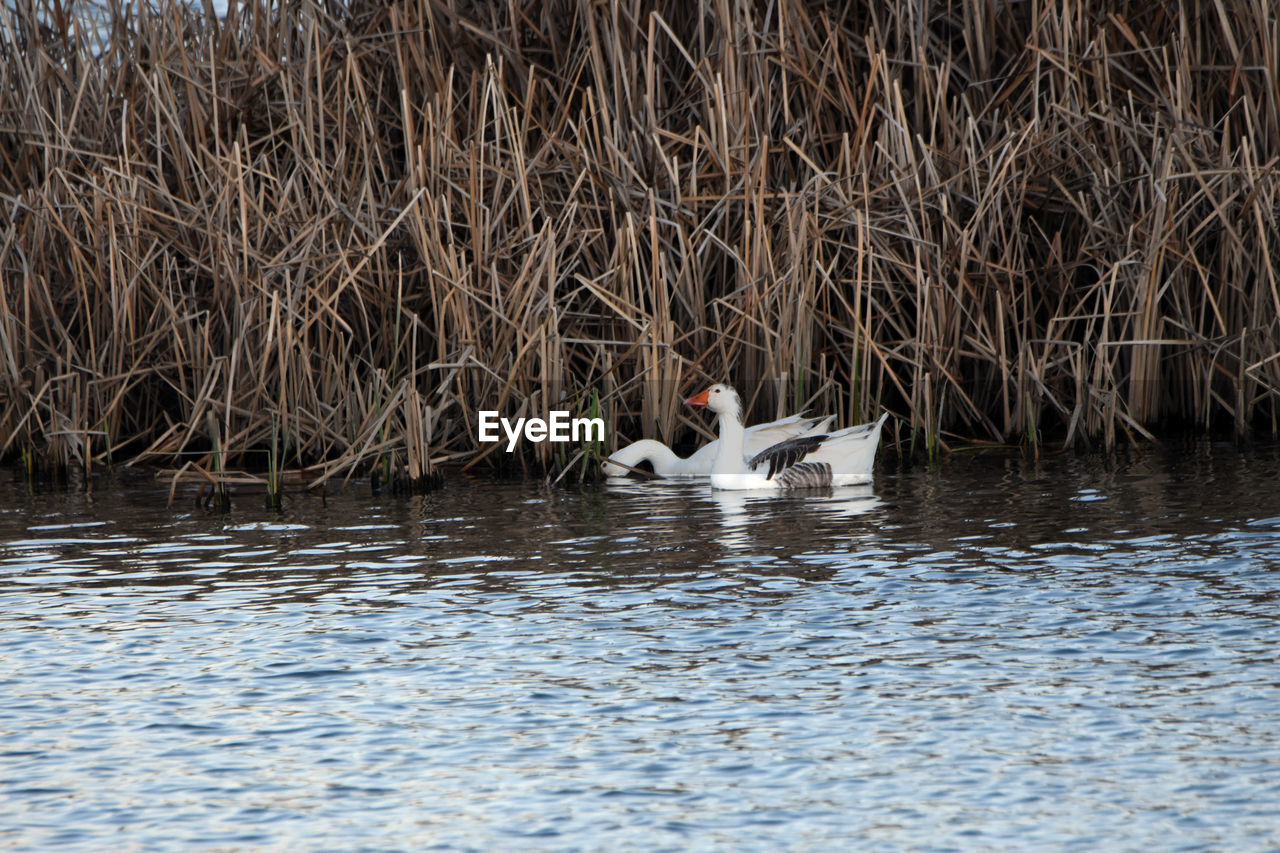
[2,0,1278,485]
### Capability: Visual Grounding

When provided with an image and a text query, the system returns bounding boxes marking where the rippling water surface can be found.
[3,445,1280,851]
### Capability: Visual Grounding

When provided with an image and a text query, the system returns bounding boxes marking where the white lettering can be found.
[549,410,570,441]
[573,416,604,443]
[478,411,499,443]
[502,417,525,452]
[477,411,606,450]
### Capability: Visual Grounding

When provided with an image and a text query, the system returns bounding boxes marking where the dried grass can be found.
[2,0,1278,484]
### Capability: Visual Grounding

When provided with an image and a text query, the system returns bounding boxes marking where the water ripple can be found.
[1,446,1279,850]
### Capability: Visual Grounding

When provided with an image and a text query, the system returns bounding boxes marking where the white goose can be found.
[601,412,834,478]
[684,384,889,490]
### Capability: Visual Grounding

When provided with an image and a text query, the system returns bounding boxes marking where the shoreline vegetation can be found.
[3,0,1279,491]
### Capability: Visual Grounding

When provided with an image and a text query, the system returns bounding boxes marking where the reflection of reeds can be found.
[2,0,1278,482]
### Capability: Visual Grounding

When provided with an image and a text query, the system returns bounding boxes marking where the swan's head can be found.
[601,441,665,478]
[600,457,630,477]
[684,384,742,420]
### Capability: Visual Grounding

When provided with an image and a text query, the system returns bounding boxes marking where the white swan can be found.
[601,412,834,478]
[684,384,888,490]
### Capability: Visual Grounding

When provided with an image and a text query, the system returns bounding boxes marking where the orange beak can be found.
[684,389,710,407]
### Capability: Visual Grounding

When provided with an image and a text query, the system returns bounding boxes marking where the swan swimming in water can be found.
[684,384,888,490]
[601,412,834,478]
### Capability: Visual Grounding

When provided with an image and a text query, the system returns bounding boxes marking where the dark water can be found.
[2,444,1280,851]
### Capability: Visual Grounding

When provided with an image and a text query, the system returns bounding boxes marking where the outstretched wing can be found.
[748,434,828,479]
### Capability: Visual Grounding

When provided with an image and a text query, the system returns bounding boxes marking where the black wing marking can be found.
[774,462,833,489]
[748,434,828,479]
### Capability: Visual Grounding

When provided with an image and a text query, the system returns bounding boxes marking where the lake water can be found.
[2,443,1280,851]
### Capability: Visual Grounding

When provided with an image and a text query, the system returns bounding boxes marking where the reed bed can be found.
[2,0,1278,485]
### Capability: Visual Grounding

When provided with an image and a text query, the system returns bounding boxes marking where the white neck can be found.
[607,439,691,476]
[712,407,747,474]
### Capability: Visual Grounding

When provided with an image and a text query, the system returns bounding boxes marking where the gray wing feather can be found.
[774,462,833,489]
[748,434,828,479]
